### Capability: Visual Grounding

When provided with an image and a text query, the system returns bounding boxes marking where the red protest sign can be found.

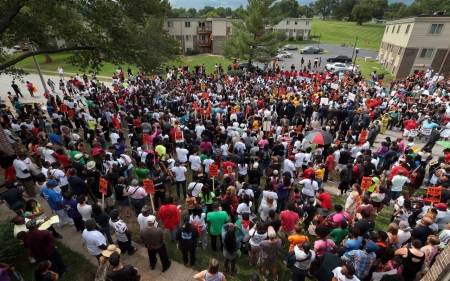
[143,134,151,144]
[231,107,236,114]
[175,131,183,142]
[206,108,212,116]
[99,178,108,195]
[202,92,208,99]
[207,102,212,109]
[200,108,205,116]
[359,130,368,144]
[209,164,219,177]
[361,177,372,190]
[60,104,68,112]
[246,108,250,115]
[193,101,198,109]
[68,110,75,118]
[143,179,155,194]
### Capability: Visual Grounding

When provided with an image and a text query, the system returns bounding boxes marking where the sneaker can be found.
[162,261,171,272]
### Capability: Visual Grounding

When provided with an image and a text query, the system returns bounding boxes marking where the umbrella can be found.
[418,89,430,96]
[436,141,450,149]
[304,129,334,145]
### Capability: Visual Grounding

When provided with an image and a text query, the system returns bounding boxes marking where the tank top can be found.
[204,271,223,281]
[402,248,425,275]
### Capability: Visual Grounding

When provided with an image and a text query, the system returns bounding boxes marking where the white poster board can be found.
[348,93,355,101]
[331,83,339,90]
[320,98,329,105]
[263,121,271,131]
[421,128,432,136]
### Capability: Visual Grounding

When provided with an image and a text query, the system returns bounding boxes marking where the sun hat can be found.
[319,208,330,216]
[46,143,53,148]
[273,170,279,176]
[74,154,83,160]
[86,161,96,170]
[102,245,121,257]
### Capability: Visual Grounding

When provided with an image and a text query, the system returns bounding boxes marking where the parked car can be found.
[281,44,298,50]
[274,54,284,61]
[238,62,259,71]
[326,55,352,63]
[325,62,353,71]
[299,46,323,54]
[278,51,293,58]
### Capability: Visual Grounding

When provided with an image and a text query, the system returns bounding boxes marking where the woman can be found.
[24,200,63,239]
[381,113,391,134]
[199,184,215,213]
[387,223,399,248]
[345,183,362,214]
[376,142,389,163]
[193,258,226,281]
[370,186,387,215]
[223,186,239,216]
[248,222,268,266]
[236,194,252,219]
[258,196,276,222]
[190,206,208,250]
[397,221,412,249]
[114,177,131,218]
[221,223,244,277]
[34,260,58,281]
[237,158,248,178]
[220,199,235,224]
[223,166,235,183]
[92,204,113,245]
[157,195,181,242]
[420,235,440,274]
[259,226,282,281]
[176,215,200,266]
[76,194,92,222]
[235,175,245,193]
[128,179,147,216]
[394,239,425,281]
[309,226,335,275]
[277,172,294,213]
[55,149,70,171]
[299,174,319,201]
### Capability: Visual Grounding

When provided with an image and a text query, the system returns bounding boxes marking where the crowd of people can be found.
[0,62,449,281]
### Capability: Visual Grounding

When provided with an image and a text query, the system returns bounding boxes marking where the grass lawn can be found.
[311,19,385,52]
[357,59,394,85]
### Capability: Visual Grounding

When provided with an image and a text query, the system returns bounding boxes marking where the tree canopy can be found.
[0,0,181,78]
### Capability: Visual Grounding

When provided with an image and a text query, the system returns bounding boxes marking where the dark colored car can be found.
[238,62,259,71]
[326,55,352,63]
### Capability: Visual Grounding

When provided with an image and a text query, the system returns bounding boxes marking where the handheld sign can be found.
[99,178,108,195]
[143,134,151,144]
[202,92,208,99]
[143,179,155,194]
[175,131,184,142]
[206,108,212,116]
[60,104,68,112]
[209,164,219,177]
[193,101,198,109]
[68,110,75,118]
[359,130,368,143]
[361,177,372,190]
[246,107,250,115]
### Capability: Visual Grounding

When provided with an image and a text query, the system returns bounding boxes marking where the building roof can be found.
[387,14,450,24]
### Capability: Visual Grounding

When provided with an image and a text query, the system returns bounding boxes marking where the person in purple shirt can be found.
[113,138,126,156]
[62,191,84,232]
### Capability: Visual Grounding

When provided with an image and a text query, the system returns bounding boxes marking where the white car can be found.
[325,62,352,71]
[274,54,284,61]
[278,51,293,58]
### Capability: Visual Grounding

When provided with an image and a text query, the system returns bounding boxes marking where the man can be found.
[314,247,346,281]
[316,188,332,210]
[139,215,171,272]
[291,241,315,281]
[137,205,159,230]
[284,155,296,178]
[0,181,29,215]
[40,180,74,227]
[279,201,300,248]
[106,251,140,281]
[433,203,450,230]
[207,201,229,252]
[13,153,37,197]
[171,160,187,200]
[188,148,201,175]
[43,143,58,164]
[48,162,69,193]
[342,241,378,280]
[354,209,375,235]
[11,80,23,98]
[22,219,68,277]
[2,125,19,154]
[67,168,88,197]
[423,127,441,151]
[410,216,434,245]
[390,170,410,202]
[332,264,359,281]
[82,218,107,262]
[109,209,138,255]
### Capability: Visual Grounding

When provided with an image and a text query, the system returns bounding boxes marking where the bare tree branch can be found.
[0,46,97,71]
[0,0,29,36]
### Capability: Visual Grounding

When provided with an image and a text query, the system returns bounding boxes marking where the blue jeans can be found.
[277,194,288,213]
[102,225,114,244]
[169,224,181,241]
[391,191,401,201]
[130,198,145,216]
[260,162,270,177]
[315,179,322,189]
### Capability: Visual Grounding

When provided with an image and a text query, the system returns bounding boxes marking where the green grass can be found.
[311,19,385,51]
[357,59,394,84]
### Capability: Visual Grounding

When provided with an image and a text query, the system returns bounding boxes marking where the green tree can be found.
[187,8,197,17]
[383,2,407,19]
[332,0,358,20]
[272,0,300,18]
[372,0,388,19]
[220,0,285,66]
[170,7,187,17]
[0,0,180,77]
[232,5,246,18]
[352,0,374,24]
[215,7,228,17]
[197,6,215,17]
[202,11,220,18]
[314,0,337,19]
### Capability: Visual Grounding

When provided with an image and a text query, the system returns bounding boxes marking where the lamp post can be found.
[318,33,321,49]
[353,48,360,72]
[350,36,358,66]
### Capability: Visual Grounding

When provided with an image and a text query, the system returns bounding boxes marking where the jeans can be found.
[199,228,208,250]
[130,198,146,216]
[291,265,308,281]
[260,162,270,176]
[147,243,170,269]
[277,194,288,213]
[391,191,401,201]
[102,225,114,244]
[301,194,314,201]
[210,233,224,251]
[53,209,74,227]
[182,249,196,265]
[98,136,106,150]
[117,233,135,255]
[175,180,187,199]
[315,179,322,189]
[169,224,180,242]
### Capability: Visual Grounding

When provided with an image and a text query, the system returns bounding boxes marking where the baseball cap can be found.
[47,180,58,187]
[435,203,448,210]
[147,215,156,223]
[365,241,379,252]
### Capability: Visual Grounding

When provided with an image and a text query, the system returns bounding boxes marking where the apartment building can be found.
[165,17,239,55]
[273,18,312,40]
[378,13,450,78]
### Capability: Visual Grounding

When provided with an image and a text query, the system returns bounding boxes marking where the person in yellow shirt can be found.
[287,224,309,252]
[253,119,259,130]
[315,163,325,189]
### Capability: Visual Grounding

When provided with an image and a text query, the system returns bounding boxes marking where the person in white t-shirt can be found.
[137,206,158,230]
[77,194,92,222]
[176,144,189,164]
[189,149,202,174]
[187,175,204,198]
[332,265,359,281]
[82,218,107,260]
[172,160,187,199]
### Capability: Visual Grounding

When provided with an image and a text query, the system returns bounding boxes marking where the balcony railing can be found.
[197,26,212,33]
[197,39,211,46]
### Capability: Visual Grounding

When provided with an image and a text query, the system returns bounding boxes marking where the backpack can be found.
[357,165,364,179]
[343,168,353,183]
[263,150,271,162]
[286,249,312,267]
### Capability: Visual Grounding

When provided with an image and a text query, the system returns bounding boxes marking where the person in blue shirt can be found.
[49,129,64,146]
[343,227,362,254]
[40,180,74,227]
[180,115,189,126]
[113,138,126,156]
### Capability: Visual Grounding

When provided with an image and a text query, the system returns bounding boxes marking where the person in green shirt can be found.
[69,148,85,164]
[330,220,349,245]
[135,162,149,183]
[206,201,229,252]
[155,144,166,161]
[199,185,215,213]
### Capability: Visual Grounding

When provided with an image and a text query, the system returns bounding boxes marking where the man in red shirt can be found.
[223,161,236,173]
[279,201,299,248]
[316,188,332,210]
[302,162,315,179]
[403,119,417,137]
[389,161,409,180]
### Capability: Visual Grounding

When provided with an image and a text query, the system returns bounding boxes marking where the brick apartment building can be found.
[164,17,312,55]
[378,14,450,79]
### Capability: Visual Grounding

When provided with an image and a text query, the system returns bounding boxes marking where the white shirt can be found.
[176,148,189,162]
[111,133,120,146]
[13,159,31,179]
[137,214,158,230]
[77,204,92,221]
[188,182,203,197]
[238,189,254,199]
[236,202,253,218]
[49,169,68,187]
[109,219,129,242]
[44,149,57,163]
[295,152,305,167]
[3,129,16,143]
[171,166,187,181]
[195,125,205,139]
[82,229,106,256]
[203,158,215,173]
[300,179,318,197]
[262,191,278,207]
[189,155,201,171]
[332,267,360,281]
[284,159,296,177]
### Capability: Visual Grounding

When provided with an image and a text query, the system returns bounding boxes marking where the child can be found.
[287,224,309,252]
[330,220,349,245]
[62,191,84,232]
[186,191,196,215]
[200,202,208,214]
[377,257,403,274]
[291,188,301,201]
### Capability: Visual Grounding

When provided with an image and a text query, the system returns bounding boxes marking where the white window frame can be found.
[398,47,403,55]
[419,48,434,59]
[185,35,192,41]
[167,22,173,28]
[428,24,444,35]
[396,25,401,33]
[185,22,191,28]
[405,24,410,34]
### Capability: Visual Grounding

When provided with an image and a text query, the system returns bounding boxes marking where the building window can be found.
[392,66,396,74]
[185,35,192,41]
[185,22,191,28]
[405,24,410,34]
[391,26,395,33]
[295,21,298,25]
[306,21,309,25]
[390,45,394,52]
[385,26,389,33]
[167,22,173,28]
[429,24,444,35]
[419,48,434,58]
[187,48,192,51]
[398,47,403,55]
[198,22,205,27]
[286,21,290,25]
[294,29,296,32]
[386,44,389,50]
[396,25,401,33]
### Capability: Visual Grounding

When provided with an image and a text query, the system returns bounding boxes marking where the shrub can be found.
[0,221,24,263]
[186,49,200,56]
[288,37,295,41]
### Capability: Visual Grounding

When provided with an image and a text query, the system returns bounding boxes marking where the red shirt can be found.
[303,168,315,179]
[56,154,70,167]
[445,154,450,164]
[280,210,299,232]
[157,204,180,230]
[404,120,417,130]
[223,161,236,172]
[317,192,332,210]
[389,165,409,180]
[223,195,239,212]
[24,229,55,260]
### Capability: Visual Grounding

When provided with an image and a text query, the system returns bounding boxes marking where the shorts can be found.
[370,200,381,208]
[278,228,295,238]
[104,194,115,207]
[259,258,276,268]
[117,198,130,207]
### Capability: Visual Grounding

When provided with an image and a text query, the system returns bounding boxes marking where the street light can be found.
[350,36,358,67]
[353,48,360,72]
[318,33,321,49]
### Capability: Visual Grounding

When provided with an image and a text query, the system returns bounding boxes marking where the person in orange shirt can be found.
[287,224,309,252]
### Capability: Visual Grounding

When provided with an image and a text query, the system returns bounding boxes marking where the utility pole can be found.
[29,42,49,94]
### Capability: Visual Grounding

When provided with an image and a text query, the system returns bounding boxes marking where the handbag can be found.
[244,228,256,252]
